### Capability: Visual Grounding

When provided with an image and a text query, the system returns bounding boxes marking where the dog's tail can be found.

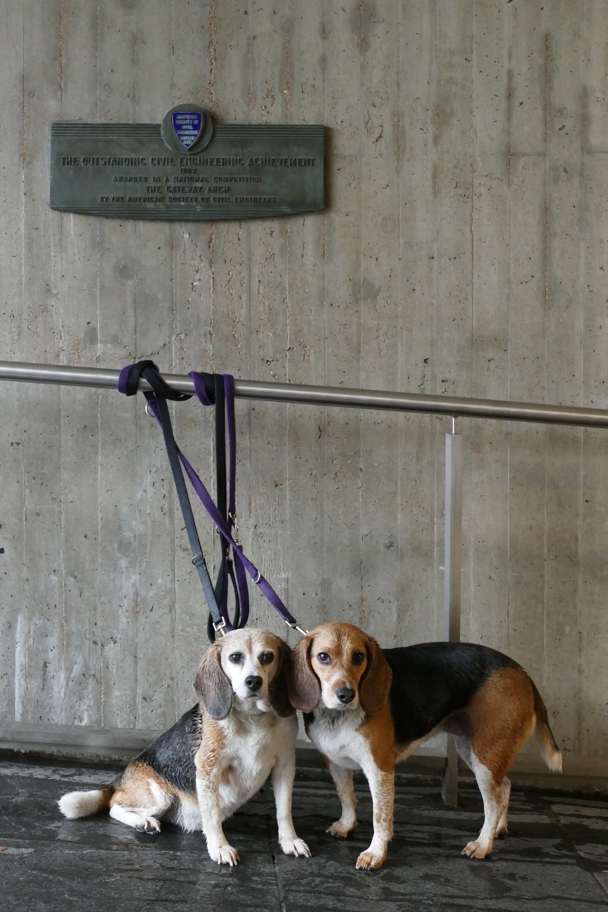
[58,784,115,819]
[532,681,562,773]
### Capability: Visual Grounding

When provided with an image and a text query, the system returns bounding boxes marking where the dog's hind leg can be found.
[109,778,173,834]
[460,666,538,858]
[495,777,511,838]
[326,760,358,838]
[454,731,509,837]
[453,731,506,856]
[462,753,504,859]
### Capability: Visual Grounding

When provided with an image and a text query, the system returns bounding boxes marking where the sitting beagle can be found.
[59,628,311,866]
[288,622,561,870]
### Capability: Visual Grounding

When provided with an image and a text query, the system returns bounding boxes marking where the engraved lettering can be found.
[51,116,324,218]
[246,156,315,167]
[234,196,277,203]
[82,156,147,166]
[215,175,261,183]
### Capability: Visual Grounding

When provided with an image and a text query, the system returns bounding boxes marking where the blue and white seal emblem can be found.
[161,104,214,154]
[172,111,203,150]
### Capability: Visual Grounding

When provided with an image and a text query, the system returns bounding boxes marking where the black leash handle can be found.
[118,361,308,639]
[119,361,227,638]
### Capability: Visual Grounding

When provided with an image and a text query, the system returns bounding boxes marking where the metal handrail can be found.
[1,359,607,428]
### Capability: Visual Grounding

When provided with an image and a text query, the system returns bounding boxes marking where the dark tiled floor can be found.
[1,757,608,911]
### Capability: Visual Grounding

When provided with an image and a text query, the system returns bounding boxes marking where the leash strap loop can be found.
[118,361,307,638]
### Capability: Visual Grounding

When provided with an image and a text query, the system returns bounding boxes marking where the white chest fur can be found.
[307,707,367,772]
[213,710,298,819]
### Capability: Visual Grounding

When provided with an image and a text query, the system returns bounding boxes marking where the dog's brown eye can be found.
[352,651,365,665]
[316,652,331,665]
[260,651,274,665]
[228,652,243,664]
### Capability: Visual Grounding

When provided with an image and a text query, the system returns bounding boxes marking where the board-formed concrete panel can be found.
[0,0,606,779]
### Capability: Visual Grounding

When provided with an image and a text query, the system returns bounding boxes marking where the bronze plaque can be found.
[50,105,324,220]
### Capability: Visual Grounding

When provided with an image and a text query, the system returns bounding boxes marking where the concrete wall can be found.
[0,0,607,777]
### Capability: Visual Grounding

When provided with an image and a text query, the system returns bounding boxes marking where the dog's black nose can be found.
[336,687,355,705]
[245,675,263,692]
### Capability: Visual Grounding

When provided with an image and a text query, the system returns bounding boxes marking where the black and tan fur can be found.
[59,629,311,866]
[288,622,561,870]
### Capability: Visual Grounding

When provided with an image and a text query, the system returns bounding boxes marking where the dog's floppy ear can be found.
[359,634,392,715]
[268,637,296,717]
[287,634,321,712]
[193,642,232,720]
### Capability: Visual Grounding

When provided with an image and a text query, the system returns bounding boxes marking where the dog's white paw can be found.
[355,847,386,870]
[280,837,311,858]
[139,817,161,834]
[327,820,356,838]
[209,844,240,866]
[462,839,492,859]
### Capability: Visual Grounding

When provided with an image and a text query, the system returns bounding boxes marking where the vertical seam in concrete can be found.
[432,0,440,634]
[134,0,141,728]
[469,0,475,635]
[96,0,104,728]
[358,0,363,625]
[284,2,292,606]
[543,2,550,688]
[16,0,26,724]
[58,1,67,720]
[577,0,588,755]
[245,0,253,608]
[170,0,177,722]
[396,0,402,643]
[470,4,475,399]
[321,0,327,621]
[506,0,512,652]
[209,223,217,587]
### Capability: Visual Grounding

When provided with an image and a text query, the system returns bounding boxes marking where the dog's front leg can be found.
[356,758,394,870]
[326,760,358,838]
[271,757,311,858]
[196,771,239,866]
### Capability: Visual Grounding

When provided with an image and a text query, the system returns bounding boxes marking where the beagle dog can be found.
[59,628,311,865]
[288,622,561,870]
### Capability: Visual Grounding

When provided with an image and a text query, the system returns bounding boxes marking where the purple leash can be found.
[118,362,308,638]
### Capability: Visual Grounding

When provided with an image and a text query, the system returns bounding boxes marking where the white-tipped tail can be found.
[540,740,563,773]
[532,681,562,773]
[58,788,111,819]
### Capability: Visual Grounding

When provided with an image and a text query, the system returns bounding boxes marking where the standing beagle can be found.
[288,622,561,870]
[59,628,311,865]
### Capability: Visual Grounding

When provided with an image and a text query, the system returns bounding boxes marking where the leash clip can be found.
[213,617,227,637]
[288,620,309,636]
[228,511,242,548]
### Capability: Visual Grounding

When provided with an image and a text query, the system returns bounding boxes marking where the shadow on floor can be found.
[1,757,607,911]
